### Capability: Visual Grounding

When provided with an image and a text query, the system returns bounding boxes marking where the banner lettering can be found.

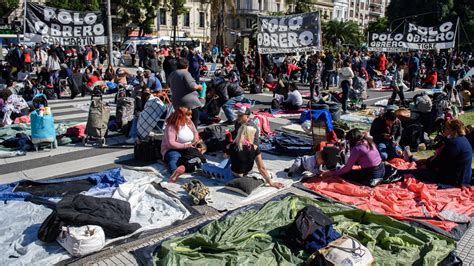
[24,3,106,46]
[257,12,321,54]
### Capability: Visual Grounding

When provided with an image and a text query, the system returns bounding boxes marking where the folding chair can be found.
[153,88,171,105]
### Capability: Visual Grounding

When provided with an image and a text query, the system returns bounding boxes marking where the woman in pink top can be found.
[161,107,201,182]
[321,129,385,186]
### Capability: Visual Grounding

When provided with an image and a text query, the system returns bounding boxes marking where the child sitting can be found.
[285,147,340,177]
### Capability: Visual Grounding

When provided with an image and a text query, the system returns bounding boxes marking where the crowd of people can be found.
[0,39,473,189]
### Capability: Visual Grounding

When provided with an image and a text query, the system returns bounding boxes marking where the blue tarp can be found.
[299,109,334,132]
[0,168,125,201]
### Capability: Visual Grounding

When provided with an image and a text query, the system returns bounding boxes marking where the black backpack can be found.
[400,123,425,150]
[286,206,340,253]
[199,125,227,153]
[249,83,262,94]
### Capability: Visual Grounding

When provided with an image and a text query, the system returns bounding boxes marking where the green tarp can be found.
[154,195,456,266]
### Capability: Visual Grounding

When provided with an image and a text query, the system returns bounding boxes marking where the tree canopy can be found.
[0,0,20,18]
[366,17,389,35]
[322,20,363,48]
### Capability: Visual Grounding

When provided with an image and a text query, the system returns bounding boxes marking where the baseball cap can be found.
[237,106,251,116]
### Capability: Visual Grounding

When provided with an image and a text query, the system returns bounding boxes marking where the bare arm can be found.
[255,153,284,188]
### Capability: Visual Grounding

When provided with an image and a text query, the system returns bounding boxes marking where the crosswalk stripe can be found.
[1,149,134,185]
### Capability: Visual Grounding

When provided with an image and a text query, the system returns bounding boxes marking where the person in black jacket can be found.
[217,71,245,124]
[163,52,178,83]
[370,111,403,161]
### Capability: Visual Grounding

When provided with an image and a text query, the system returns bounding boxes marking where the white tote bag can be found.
[57,225,106,257]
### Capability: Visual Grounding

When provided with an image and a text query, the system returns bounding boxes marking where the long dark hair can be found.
[346,129,375,150]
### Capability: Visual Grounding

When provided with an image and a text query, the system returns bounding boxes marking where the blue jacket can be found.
[431,136,473,186]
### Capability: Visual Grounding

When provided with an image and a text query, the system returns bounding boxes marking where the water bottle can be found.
[199,82,207,99]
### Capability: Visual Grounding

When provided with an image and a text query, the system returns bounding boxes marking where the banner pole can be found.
[23,0,27,45]
[106,0,113,67]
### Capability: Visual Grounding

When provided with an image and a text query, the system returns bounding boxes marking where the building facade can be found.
[154,0,212,44]
[332,0,349,21]
[347,0,389,28]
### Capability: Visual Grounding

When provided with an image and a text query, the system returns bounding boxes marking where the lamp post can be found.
[389,11,438,32]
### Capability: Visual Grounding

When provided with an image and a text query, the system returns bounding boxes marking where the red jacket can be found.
[423,71,438,86]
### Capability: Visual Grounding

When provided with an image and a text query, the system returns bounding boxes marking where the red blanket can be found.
[303,173,474,232]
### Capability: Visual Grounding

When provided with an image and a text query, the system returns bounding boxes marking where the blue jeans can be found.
[341,80,350,112]
[377,142,401,161]
[223,95,244,122]
[165,150,182,173]
[448,76,457,88]
[128,117,138,139]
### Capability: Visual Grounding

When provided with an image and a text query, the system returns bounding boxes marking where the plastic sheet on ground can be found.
[151,195,456,266]
[0,168,192,265]
[302,175,474,239]
[151,153,297,211]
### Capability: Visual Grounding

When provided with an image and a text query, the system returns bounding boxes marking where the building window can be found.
[246,18,253,29]
[183,12,190,27]
[246,0,252,10]
[159,9,166,25]
[276,3,280,12]
[350,10,353,17]
[199,12,205,28]
[236,18,241,29]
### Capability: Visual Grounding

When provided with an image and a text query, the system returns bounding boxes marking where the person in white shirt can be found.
[282,82,303,110]
[17,68,30,82]
[338,60,354,113]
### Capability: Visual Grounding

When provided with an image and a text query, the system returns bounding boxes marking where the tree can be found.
[286,0,314,14]
[0,0,19,17]
[208,0,235,51]
[46,0,101,11]
[322,20,363,48]
[366,17,389,35]
[113,0,187,37]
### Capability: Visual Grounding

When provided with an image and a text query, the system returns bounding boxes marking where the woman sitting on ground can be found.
[400,119,472,186]
[161,106,202,182]
[320,128,385,186]
[86,70,102,88]
[202,125,284,188]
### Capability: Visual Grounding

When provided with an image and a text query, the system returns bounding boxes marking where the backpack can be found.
[116,97,135,128]
[249,83,262,94]
[287,206,341,254]
[413,93,432,113]
[133,139,162,162]
[399,123,425,150]
[199,125,228,153]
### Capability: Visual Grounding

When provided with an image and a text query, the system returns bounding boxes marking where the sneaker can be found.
[125,137,135,144]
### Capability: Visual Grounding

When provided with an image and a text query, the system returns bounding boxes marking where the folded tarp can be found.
[301,176,474,240]
[150,195,456,265]
[0,168,125,201]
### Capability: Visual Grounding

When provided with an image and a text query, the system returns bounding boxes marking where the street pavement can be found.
[3,70,472,265]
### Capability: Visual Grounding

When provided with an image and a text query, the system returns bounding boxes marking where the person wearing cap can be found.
[144,70,162,92]
[232,106,260,145]
[215,71,244,124]
[168,58,203,127]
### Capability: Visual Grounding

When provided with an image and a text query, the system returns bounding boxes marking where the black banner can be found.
[368,32,408,52]
[404,20,457,50]
[257,12,321,54]
[368,19,458,52]
[24,3,106,46]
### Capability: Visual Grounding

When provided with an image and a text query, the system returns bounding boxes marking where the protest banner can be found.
[257,12,321,54]
[404,20,458,50]
[24,3,106,46]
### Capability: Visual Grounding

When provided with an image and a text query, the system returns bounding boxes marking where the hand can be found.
[191,140,200,147]
[269,181,284,189]
[320,171,332,178]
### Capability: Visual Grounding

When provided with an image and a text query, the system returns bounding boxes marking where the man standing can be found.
[322,50,335,90]
[128,43,137,66]
[408,52,420,91]
[168,58,202,127]
[187,45,204,83]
